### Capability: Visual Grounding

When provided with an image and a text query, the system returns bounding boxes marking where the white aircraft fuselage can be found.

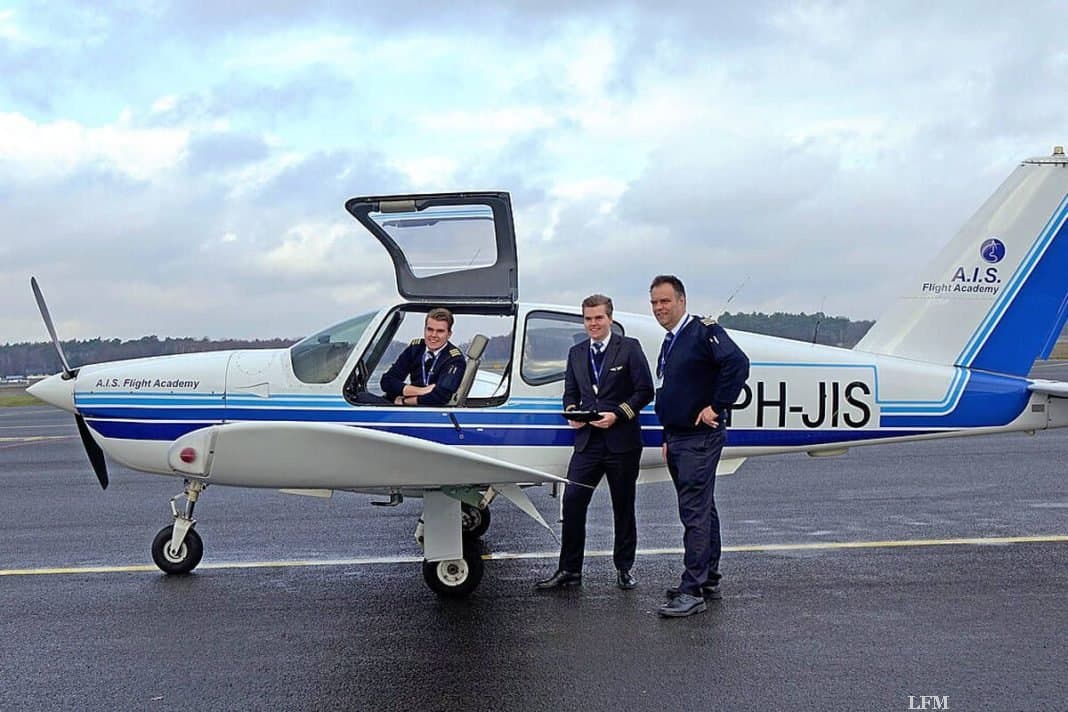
[27,149,1068,595]
[28,309,1068,489]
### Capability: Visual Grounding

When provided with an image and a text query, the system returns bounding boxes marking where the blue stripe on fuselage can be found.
[85,417,941,449]
[880,370,1030,428]
[80,370,1032,449]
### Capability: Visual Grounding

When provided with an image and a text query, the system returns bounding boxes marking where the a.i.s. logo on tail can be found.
[980,237,1006,263]
[922,239,1005,297]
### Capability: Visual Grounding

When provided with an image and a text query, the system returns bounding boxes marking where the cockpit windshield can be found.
[291,311,378,384]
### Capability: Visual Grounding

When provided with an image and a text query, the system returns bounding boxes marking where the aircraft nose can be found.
[28,373,76,413]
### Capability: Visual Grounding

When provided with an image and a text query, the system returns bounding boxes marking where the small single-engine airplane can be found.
[28,148,1068,597]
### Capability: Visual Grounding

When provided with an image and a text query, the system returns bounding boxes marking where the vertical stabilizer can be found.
[856,150,1068,376]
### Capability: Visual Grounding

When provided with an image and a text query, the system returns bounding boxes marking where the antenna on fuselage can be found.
[714,275,750,319]
[811,296,827,345]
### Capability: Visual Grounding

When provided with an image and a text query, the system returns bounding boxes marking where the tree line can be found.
[0,312,873,378]
[0,336,297,378]
[718,311,873,348]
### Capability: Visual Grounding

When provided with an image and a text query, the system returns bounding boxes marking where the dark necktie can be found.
[592,341,606,370]
[657,332,674,379]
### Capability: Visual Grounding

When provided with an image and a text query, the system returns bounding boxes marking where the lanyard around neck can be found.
[589,344,606,393]
[659,315,690,378]
[421,348,440,384]
[590,350,604,381]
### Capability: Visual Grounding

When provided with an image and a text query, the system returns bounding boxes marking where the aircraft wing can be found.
[167,421,568,489]
[1028,380,1068,398]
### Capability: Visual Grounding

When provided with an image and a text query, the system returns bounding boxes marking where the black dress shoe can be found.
[617,570,637,590]
[534,570,582,590]
[666,584,722,600]
[657,593,707,618]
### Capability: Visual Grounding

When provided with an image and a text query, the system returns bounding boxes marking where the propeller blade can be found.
[30,277,74,378]
[75,415,109,490]
[29,278,105,489]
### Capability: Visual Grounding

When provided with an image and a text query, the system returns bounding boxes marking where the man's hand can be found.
[569,418,586,429]
[694,406,719,428]
[662,443,668,460]
[591,411,618,429]
[403,384,434,397]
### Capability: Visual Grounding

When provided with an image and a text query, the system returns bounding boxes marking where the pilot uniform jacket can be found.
[381,339,466,406]
[654,316,749,597]
[563,335,654,453]
[654,316,750,434]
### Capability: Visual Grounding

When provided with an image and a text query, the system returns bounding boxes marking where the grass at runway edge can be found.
[0,393,42,407]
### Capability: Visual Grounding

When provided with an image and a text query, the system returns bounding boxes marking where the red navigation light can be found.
[179,447,197,464]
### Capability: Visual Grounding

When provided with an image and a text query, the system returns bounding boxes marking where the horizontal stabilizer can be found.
[168,422,568,489]
[1028,380,1068,398]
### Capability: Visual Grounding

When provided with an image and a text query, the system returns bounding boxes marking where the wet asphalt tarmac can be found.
[2,386,1067,711]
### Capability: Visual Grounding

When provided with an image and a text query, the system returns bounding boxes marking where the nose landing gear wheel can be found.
[151,525,204,575]
[422,541,484,597]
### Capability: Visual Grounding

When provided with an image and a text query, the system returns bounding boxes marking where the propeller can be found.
[30,277,109,489]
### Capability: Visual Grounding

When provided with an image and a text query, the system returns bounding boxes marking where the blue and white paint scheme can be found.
[28,150,1068,596]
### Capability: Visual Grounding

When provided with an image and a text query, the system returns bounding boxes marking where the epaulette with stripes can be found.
[410,338,422,345]
[701,316,717,326]
[449,348,462,357]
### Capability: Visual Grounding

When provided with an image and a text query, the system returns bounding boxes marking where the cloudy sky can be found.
[2,1,1065,342]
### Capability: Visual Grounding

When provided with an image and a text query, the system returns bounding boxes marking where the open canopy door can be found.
[345,192,518,305]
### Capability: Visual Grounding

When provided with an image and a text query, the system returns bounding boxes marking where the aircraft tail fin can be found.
[855,150,1068,376]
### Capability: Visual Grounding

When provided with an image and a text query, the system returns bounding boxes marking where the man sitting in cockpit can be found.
[381,308,466,406]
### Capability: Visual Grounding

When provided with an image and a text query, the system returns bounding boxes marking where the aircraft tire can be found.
[461,503,491,538]
[422,541,484,597]
[151,525,204,575]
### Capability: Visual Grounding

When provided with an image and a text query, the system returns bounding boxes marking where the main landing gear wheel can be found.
[151,525,203,574]
[461,503,491,538]
[422,541,484,598]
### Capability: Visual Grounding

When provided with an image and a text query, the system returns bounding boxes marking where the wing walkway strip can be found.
[2,534,1066,577]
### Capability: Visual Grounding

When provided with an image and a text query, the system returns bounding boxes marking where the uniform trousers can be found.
[559,434,641,574]
[665,428,725,595]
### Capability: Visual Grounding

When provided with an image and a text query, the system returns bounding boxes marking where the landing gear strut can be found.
[151,479,206,575]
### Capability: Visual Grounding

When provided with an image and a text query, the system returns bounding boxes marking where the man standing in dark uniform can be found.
[535,294,654,591]
[650,275,749,618]
[381,308,466,406]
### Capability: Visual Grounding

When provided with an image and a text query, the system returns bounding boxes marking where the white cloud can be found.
[0,9,22,42]
[256,220,376,281]
[151,95,179,113]
[222,32,359,73]
[390,156,460,189]
[416,107,557,136]
[0,112,188,182]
